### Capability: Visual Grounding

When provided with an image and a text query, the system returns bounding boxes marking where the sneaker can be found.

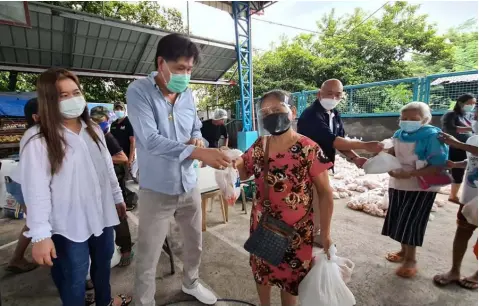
[182,283,217,305]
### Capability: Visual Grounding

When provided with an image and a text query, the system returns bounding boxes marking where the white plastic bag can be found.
[337,256,355,284]
[462,197,478,226]
[298,246,356,306]
[380,138,394,149]
[363,152,402,174]
[214,149,243,206]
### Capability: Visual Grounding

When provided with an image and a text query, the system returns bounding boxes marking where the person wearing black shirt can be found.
[298,79,383,235]
[111,102,136,167]
[91,107,134,267]
[201,108,229,148]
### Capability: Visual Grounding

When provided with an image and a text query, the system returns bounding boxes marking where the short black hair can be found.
[454,93,476,114]
[24,98,38,128]
[155,34,200,69]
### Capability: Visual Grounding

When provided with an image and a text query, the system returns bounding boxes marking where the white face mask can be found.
[320,98,340,111]
[60,96,86,119]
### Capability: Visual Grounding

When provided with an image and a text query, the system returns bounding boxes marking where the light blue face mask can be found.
[463,104,475,112]
[399,120,423,133]
[115,111,125,119]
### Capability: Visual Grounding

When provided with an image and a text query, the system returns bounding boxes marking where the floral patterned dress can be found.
[242,135,332,295]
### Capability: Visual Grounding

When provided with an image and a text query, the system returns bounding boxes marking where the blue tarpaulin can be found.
[0,92,111,117]
[0,92,37,117]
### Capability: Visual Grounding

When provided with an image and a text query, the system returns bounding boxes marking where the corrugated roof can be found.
[431,74,478,86]
[0,2,237,83]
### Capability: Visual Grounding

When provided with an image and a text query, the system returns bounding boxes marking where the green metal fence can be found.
[235,70,478,119]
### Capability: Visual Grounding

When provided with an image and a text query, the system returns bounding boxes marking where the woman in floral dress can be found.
[235,90,334,306]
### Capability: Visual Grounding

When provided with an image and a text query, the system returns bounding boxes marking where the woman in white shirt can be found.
[18,68,132,306]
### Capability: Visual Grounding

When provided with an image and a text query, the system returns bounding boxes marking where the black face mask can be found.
[262,113,291,135]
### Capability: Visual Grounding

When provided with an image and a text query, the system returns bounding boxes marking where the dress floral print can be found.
[242,135,332,295]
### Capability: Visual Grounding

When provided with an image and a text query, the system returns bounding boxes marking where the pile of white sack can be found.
[330,156,450,219]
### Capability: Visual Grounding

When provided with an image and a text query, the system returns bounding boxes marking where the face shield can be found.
[256,97,293,136]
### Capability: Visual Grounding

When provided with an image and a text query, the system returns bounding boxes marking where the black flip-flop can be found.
[457,278,478,290]
[433,274,457,287]
[110,294,132,306]
[126,204,136,211]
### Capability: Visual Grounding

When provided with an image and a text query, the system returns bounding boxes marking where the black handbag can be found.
[244,137,312,266]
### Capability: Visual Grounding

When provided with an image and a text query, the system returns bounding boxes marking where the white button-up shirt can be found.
[17,122,122,242]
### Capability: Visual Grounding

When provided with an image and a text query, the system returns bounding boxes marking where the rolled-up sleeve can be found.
[127,83,195,162]
[191,113,203,139]
[20,136,53,241]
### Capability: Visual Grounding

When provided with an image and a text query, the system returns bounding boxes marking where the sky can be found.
[159,1,478,51]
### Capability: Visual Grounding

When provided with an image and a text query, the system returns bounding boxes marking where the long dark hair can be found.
[454,93,475,115]
[26,68,102,174]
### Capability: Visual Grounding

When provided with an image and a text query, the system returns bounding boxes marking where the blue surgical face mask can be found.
[99,121,109,134]
[399,120,423,133]
[463,105,475,112]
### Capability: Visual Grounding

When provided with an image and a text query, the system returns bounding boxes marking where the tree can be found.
[0,1,185,102]
[196,2,458,114]
[408,18,478,75]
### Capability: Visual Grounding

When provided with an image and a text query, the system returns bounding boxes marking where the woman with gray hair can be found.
[380,102,448,278]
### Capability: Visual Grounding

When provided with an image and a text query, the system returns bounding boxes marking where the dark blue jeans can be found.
[51,227,114,306]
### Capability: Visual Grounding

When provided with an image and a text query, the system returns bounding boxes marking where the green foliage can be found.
[1,1,185,103]
[197,1,475,115]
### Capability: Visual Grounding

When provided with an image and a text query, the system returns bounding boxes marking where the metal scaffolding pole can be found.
[232,2,253,132]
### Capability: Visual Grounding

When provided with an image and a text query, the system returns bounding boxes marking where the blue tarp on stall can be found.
[0,92,113,117]
[0,92,37,117]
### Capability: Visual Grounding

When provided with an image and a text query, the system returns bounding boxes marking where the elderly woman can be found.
[441,94,476,203]
[235,90,334,306]
[382,102,448,278]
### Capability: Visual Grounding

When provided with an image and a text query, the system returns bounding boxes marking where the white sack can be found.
[214,149,243,206]
[363,152,402,174]
[298,246,356,306]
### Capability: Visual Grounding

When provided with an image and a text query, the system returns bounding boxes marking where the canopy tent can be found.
[0,2,237,84]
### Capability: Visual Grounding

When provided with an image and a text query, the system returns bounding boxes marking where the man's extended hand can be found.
[353,157,368,168]
[363,141,384,153]
[187,138,205,148]
[192,148,231,169]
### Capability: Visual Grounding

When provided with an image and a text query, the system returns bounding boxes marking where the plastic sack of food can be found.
[214,149,243,206]
[298,246,356,306]
[363,152,402,174]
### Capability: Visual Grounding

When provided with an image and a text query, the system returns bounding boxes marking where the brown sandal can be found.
[396,266,417,278]
[386,252,404,263]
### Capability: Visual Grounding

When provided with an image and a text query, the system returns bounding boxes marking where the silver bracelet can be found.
[32,237,49,244]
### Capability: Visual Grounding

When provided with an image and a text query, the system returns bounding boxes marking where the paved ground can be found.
[0,184,477,306]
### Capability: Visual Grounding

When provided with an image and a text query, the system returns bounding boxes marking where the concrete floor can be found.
[0,186,477,306]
